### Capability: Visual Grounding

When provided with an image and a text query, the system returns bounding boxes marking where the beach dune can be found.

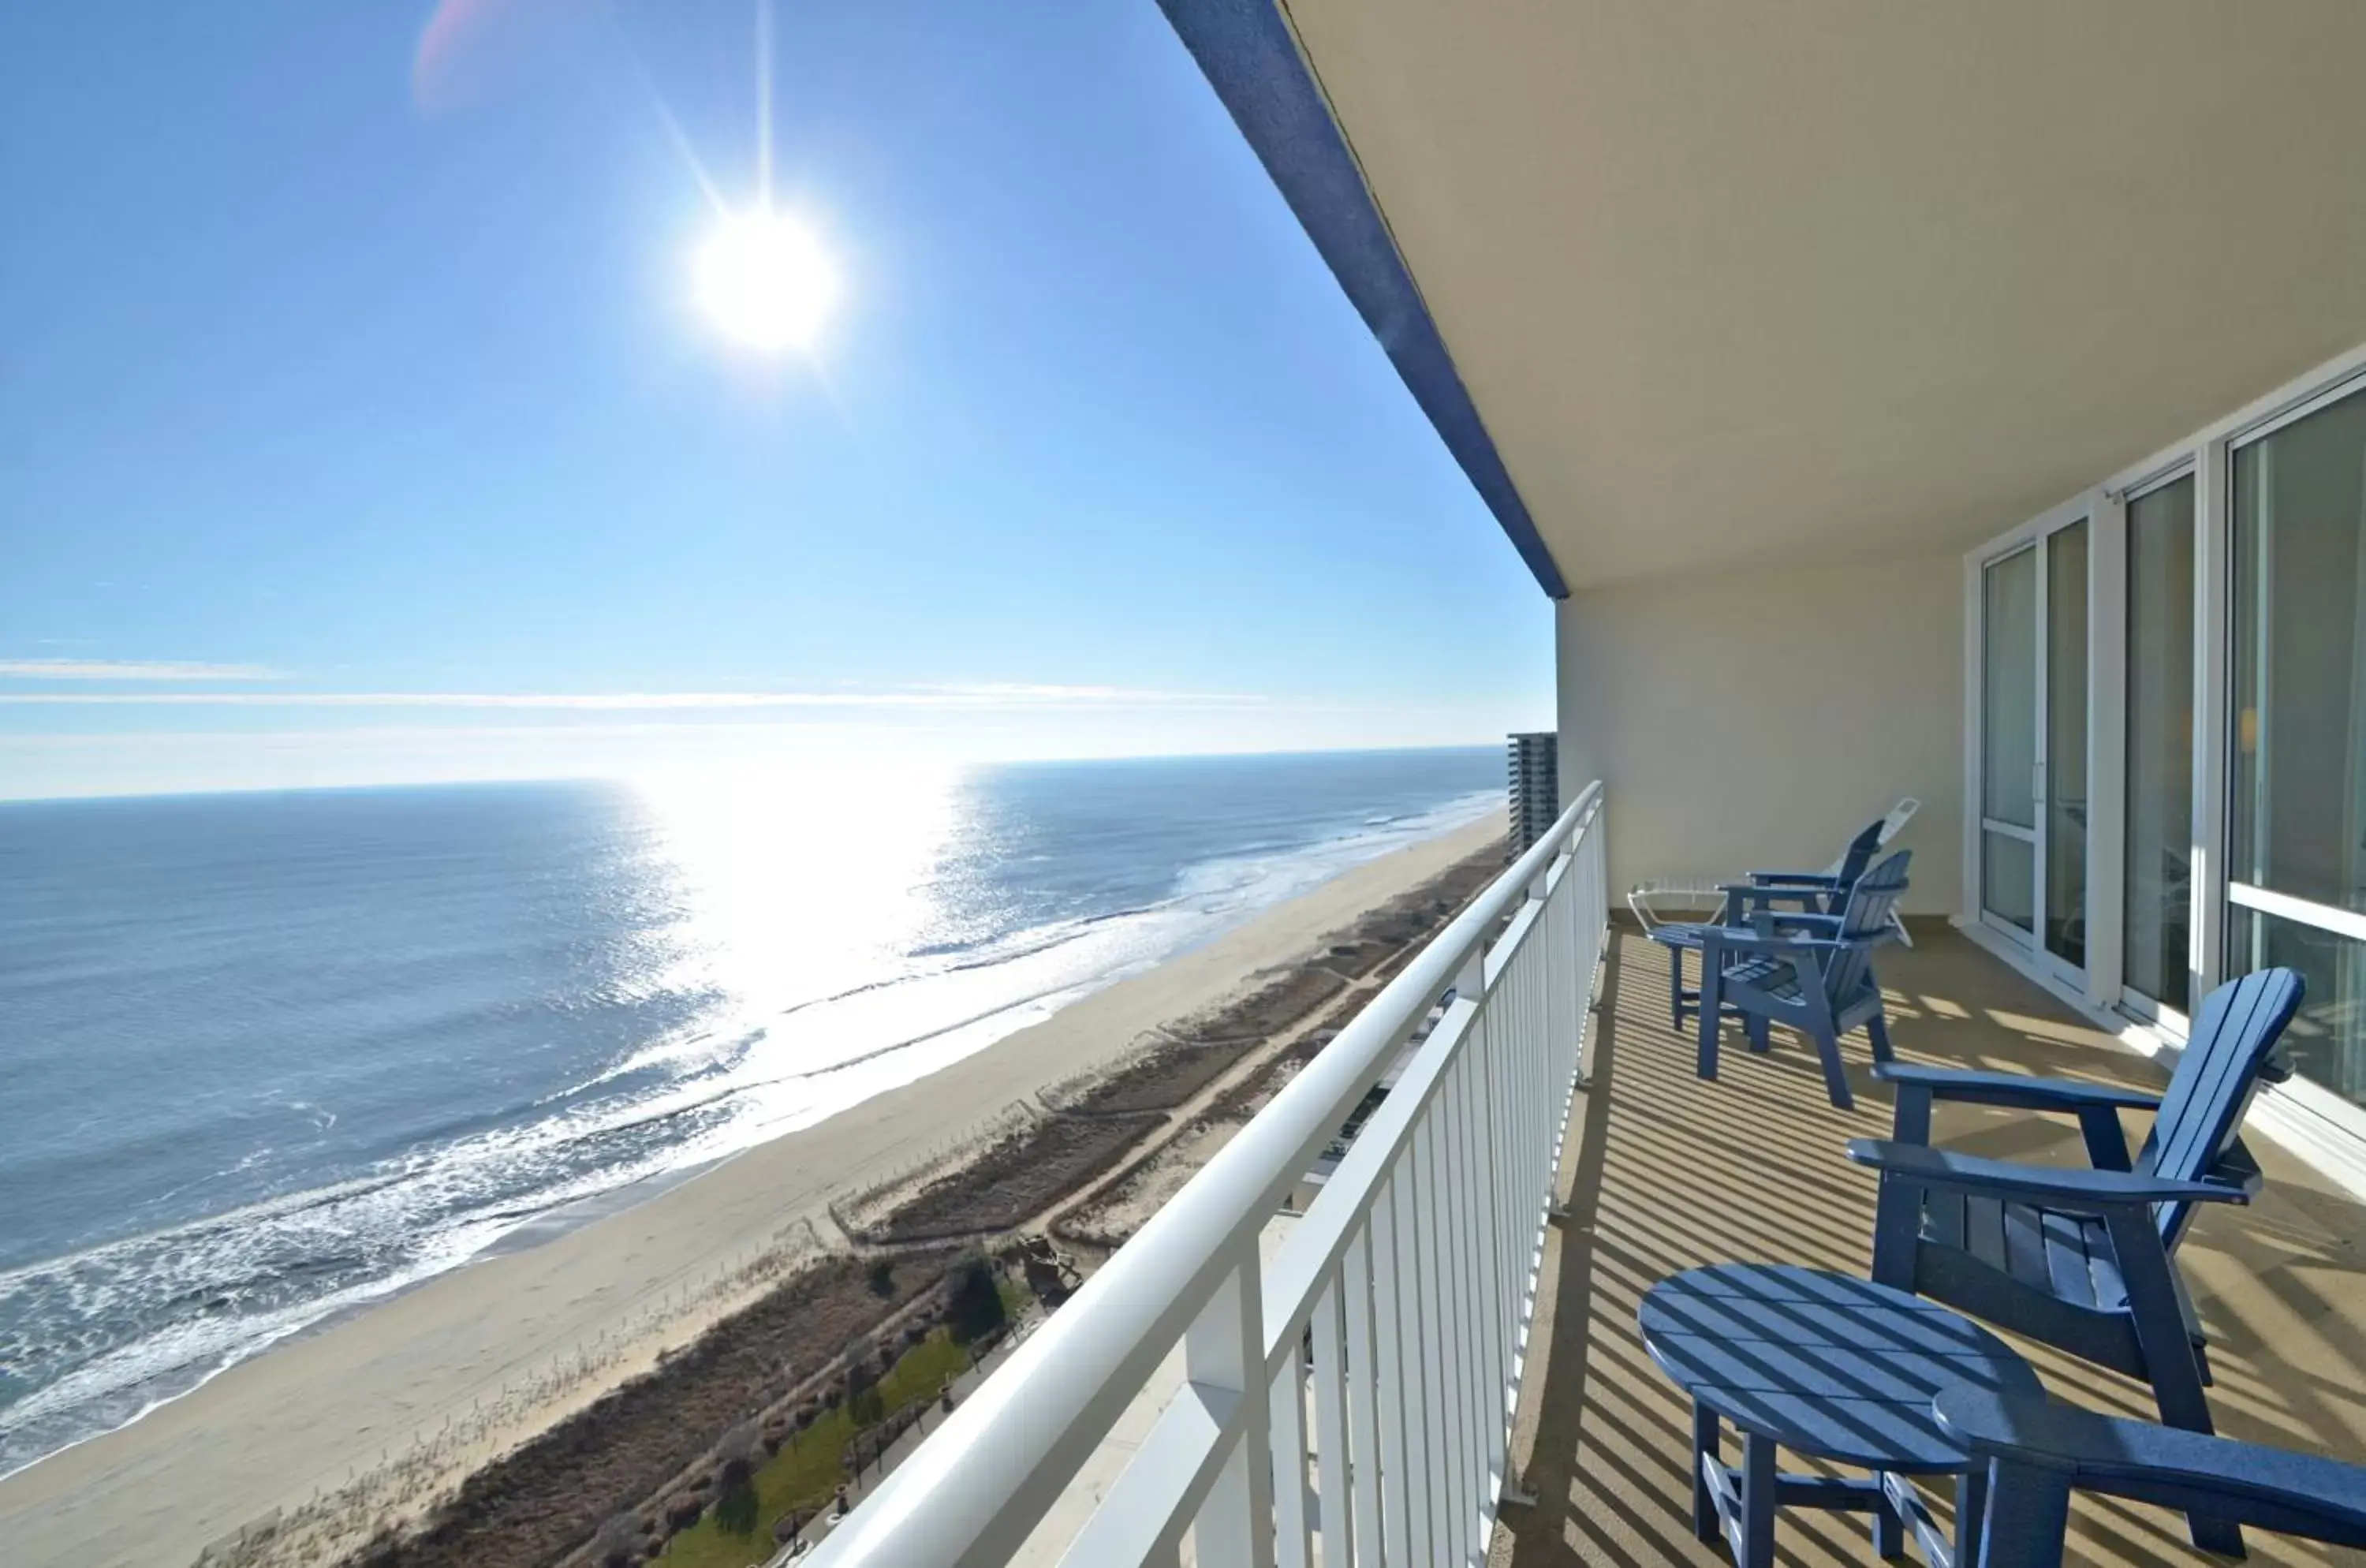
[0,812,1504,1568]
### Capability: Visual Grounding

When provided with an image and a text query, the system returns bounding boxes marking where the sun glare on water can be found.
[693,208,838,354]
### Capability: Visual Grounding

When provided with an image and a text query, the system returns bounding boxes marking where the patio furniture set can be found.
[1624,814,2341,1566]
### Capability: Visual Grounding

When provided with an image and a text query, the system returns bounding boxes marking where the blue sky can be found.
[0,2,1551,800]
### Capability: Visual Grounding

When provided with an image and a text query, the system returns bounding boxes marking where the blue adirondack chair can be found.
[1693,849,1911,1110]
[1643,812,1903,1031]
[1730,812,1893,913]
[1847,966,2304,1555]
[1934,1384,2366,1566]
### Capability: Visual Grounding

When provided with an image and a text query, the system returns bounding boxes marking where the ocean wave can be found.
[0,761,1505,1477]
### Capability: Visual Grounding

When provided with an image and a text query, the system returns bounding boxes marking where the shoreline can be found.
[0,811,1506,1568]
[0,793,1495,1491]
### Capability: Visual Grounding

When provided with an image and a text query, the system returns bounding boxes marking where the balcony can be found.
[1501,920,2366,1568]
[799,794,2366,1565]
[772,5,2366,1559]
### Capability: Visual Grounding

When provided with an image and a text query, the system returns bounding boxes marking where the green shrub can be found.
[945,1257,1006,1345]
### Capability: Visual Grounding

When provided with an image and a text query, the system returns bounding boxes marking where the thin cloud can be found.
[0,659,286,681]
[0,683,1270,711]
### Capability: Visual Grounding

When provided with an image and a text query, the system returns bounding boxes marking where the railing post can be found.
[1439,1060,1476,1551]
[1413,1117,1452,1563]
[1309,1275,1353,1568]
[1559,837,1592,1092]
[1189,1244,1276,1568]
[1340,1229,1383,1565]
[1370,1173,1414,1565]
[1269,1332,1311,1568]
[1450,948,1491,1549]
[1468,973,1508,1490]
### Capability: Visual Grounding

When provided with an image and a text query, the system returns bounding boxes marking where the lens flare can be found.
[692,210,838,354]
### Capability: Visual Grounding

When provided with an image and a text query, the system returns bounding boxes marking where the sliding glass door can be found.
[2044,525,2089,967]
[1967,344,2366,1170]
[1981,547,2039,934]
[2227,383,2366,1103]
[1979,518,2088,976]
[2125,476,2196,1017]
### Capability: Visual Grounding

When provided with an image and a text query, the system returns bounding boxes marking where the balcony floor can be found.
[1493,922,2366,1568]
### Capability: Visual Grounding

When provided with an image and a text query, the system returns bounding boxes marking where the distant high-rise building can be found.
[1506,732,1558,852]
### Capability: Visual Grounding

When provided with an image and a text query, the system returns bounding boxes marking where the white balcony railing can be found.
[808,783,1607,1567]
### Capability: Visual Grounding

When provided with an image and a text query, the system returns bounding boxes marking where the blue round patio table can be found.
[1639,1262,2041,1568]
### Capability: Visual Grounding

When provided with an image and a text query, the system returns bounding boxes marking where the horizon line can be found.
[0,683,1272,711]
[0,740,1514,806]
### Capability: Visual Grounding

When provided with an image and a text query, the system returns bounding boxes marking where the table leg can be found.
[1955,1462,1989,1567]
[1739,1431,1777,1568]
[1873,1473,1905,1560]
[1690,1402,1719,1543]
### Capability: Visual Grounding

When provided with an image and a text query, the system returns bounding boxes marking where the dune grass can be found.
[655,1331,973,1568]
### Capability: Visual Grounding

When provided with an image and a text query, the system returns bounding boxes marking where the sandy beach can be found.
[0,811,1503,1568]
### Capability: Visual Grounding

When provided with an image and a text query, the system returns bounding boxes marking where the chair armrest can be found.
[1842,1140,2252,1208]
[1741,870,1844,887]
[1752,909,1842,933]
[1717,883,1830,914]
[1698,928,1847,958]
[1871,1063,2162,1114]
[1933,1387,2366,1549]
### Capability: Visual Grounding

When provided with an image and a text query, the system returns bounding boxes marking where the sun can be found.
[692,209,838,354]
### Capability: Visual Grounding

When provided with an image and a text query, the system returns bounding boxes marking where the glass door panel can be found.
[2125,476,2194,1014]
[2227,904,2366,1101]
[1981,546,2039,935]
[1981,831,2036,931]
[2232,386,2366,913]
[2229,383,2366,1103]
[2044,521,2089,967]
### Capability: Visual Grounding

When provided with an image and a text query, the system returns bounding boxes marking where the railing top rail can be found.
[808,782,1604,1568]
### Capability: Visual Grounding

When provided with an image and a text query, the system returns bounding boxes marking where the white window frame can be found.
[1961,337,2366,1200]
[1964,494,2094,987]
[2114,458,2196,1032]
[1969,540,2036,950]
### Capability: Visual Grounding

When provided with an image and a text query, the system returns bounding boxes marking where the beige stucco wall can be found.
[1556,553,1964,915]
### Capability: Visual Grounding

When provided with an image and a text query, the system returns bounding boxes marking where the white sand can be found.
[0,812,1504,1568]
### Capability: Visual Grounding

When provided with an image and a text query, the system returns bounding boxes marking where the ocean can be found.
[0,748,1498,1477]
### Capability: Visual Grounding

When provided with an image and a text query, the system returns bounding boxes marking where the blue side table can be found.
[1645,921,1715,1030]
[1640,1263,2042,1568]
[1644,884,1747,1030]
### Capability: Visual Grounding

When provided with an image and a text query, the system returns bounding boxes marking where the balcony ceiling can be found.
[1278,0,2366,588]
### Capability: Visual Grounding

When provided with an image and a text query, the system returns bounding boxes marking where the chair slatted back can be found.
[1822,816,1889,899]
[2139,967,2304,1247]
[1822,849,1911,1003]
